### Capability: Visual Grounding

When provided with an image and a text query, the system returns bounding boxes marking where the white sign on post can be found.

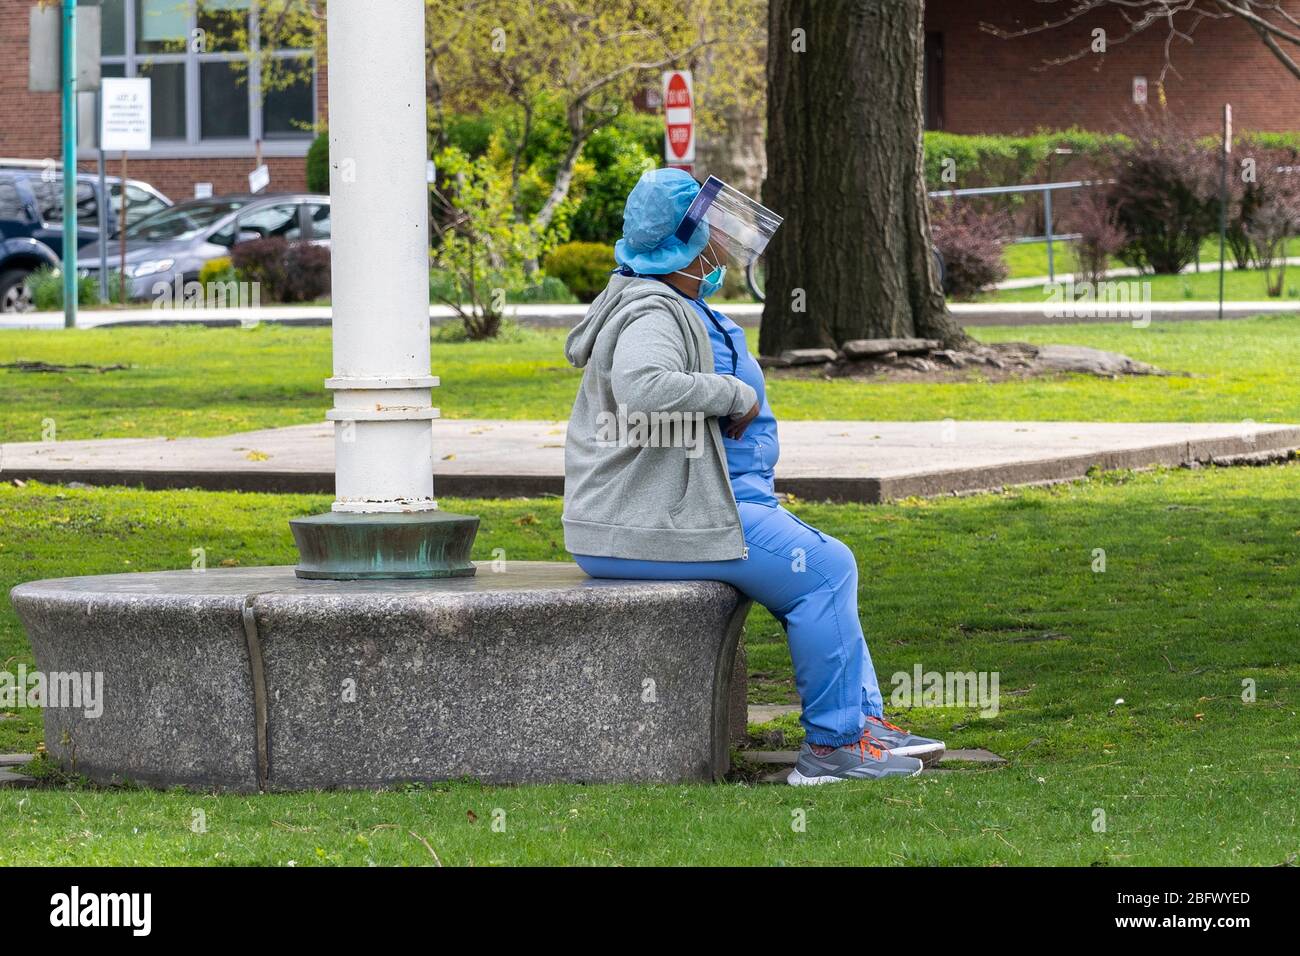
[100,77,151,151]
[249,164,271,193]
[1132,76,1148,106]
[662,69,695,165]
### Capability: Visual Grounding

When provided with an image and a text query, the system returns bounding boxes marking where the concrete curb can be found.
[864,430,1300,501]
[6,427,1296,503]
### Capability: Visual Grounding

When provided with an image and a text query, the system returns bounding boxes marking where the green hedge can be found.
[923,129,1300,190]
[306,130,329,193]
[428,269,577,306]
[542,241,615,302]
[923,129,1126,189]
[1225,131,1300,152]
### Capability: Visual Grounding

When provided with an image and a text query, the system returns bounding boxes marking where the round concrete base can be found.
[11,563,751,792]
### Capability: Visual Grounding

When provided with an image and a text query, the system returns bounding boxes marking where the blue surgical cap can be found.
[614,168,710,275]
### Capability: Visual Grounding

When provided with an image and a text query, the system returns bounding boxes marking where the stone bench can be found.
[11,562,752,792]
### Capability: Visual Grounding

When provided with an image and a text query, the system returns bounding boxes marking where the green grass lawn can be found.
[1000,236,1300,281]
[1,465,1297,865]
[983,263,1300,303]
[2,313,1299,443]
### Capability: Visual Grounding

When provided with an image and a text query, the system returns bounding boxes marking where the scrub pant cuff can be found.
[863,705,884,719]
[805,728,865,748]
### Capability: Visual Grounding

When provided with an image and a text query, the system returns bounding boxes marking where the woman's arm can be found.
[610,309,757,418]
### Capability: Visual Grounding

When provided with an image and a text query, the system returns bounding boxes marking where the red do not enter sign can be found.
[662,70,695,164]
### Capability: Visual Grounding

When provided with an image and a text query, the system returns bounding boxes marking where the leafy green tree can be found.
[430,145,563,339]
[428,0,712,235]
[566,117,660,243]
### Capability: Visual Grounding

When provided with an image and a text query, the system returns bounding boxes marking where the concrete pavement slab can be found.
[2,419,1295,503]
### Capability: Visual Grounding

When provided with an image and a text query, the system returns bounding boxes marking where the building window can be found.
[923,32,944,131]
[85,0,316,151]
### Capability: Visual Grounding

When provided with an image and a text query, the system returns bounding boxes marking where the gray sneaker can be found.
[864,715,946,764]
[787,734,923,785]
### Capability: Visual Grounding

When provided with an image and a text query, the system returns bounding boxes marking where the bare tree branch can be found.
[981,1,1300,91]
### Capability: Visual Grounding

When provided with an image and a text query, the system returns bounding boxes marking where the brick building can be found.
[0,0,324,201]
[924,0,1300,135]
[3,1,1299,205]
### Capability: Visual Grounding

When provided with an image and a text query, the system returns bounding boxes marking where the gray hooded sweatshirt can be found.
[562,272,759,561]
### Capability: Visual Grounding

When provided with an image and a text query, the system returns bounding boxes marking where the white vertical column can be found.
[325,0,437,513]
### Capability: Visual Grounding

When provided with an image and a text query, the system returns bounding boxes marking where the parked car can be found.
[0,162,172,312]
[79,192,331,300]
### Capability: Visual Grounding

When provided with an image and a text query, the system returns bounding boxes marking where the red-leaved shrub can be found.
[1070,187,1127,286]
[1243,157,1300,296]
[1108,115,1219,275]
[929,201,1010,299]
[231,237,331,303]
[282,242,331,302]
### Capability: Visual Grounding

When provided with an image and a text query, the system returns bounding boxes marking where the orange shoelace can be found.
[867,715,906,735]
[847,734,884,761]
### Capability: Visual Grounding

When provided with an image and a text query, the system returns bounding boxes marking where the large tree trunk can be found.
[760,0,968,354]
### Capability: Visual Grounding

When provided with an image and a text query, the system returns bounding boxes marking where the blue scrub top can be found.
[682,297,780,505]
[613,268,780,505]
[686,299,774,509]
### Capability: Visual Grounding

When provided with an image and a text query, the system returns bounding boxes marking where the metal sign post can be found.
[118,152,128,306]
[96,91,108,303]
[61,0,77,328]
[100,77,151,307]
[1219,104,1231,322]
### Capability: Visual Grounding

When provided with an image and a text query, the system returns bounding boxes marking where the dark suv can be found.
[0,163,171,312]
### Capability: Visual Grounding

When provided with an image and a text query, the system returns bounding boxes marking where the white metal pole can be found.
[325,0,438,513]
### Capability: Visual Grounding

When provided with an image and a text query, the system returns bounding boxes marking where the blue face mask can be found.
[675,250,726,299]
[699,265,726,299]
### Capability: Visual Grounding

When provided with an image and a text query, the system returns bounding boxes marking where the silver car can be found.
[79,192,331,300]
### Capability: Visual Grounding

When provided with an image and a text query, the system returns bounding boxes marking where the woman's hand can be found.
[725,402,760,439]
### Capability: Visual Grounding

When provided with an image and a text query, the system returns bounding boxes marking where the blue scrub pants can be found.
[572,501,883,747]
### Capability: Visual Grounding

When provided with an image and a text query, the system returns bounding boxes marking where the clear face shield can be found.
[673,176,783,268]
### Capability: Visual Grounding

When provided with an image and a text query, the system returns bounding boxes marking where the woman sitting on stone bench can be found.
[562,168,944,785]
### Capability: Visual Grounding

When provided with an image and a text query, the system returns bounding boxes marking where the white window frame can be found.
[81,0,317,160]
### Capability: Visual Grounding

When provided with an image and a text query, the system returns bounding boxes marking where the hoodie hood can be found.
[564,272,683,368]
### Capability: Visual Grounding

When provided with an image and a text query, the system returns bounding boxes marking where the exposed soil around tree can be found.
[760,340,1172,384]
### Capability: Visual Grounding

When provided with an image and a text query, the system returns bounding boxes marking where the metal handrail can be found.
[928,178,1113,281]
[927,178,1109,199]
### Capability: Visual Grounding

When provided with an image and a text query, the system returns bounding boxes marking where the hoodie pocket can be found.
[667,452,697,523]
